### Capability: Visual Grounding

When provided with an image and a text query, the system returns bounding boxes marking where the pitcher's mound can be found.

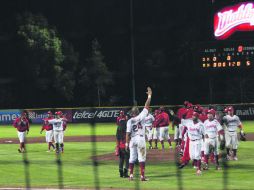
[92,148,177,163]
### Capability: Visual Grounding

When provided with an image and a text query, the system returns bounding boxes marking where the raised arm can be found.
[144,87,152,109]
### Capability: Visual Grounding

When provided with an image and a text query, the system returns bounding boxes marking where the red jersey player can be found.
[40,111,55,152]
[13,112,30,153]
[116,111,128,127]
[153,107,172,149]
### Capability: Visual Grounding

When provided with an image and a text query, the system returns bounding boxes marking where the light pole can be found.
[130,0,137,106]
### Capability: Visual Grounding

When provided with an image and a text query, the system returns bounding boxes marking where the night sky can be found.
[0,0,253,108]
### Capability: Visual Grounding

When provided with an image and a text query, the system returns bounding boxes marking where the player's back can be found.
[127,108,148,137]
[144,114,154,127]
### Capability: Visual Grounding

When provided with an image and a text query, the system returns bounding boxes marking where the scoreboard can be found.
[197,41,254,70]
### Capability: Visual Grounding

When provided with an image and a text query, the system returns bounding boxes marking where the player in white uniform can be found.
[203,109,224,170]
[48,111,67,154]
[187,112,204,175]
[144,109,155,149]
[222,106,244,161]
[126,87,152,181]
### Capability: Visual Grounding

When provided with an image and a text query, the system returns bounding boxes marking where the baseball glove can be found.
[240,132,246,141]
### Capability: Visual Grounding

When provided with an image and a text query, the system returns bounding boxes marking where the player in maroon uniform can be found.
[153,109,160,149]
[13,112,30,153]
[153,107,172,149]
[177,101,189,120]
[115,110,129,178]
[40,111,55,152]
[116,111,128,127]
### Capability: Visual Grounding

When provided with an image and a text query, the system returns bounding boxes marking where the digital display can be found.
[197,41,254,70]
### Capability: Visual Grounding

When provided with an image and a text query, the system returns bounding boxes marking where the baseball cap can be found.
[224,107,228,113]
[192,112,199,117]
[227,106,234,112]
[207,109,216,115]
[55,111,63,115]
[184,101,189,106]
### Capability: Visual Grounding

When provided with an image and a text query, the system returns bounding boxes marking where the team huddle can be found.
[115,87,245,180]
[13,111,67,154]
[11,87,245,180]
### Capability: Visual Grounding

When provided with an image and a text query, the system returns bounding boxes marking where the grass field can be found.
[0,122,253,189]
[0,123,116,138]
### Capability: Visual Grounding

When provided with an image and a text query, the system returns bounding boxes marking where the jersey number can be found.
[132,124,142,132]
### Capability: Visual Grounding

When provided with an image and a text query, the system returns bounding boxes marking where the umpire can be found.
[115,111,129,178]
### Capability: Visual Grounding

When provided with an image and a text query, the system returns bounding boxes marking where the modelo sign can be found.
[214,2,254,39]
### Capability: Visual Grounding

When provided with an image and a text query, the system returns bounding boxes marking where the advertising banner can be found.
[26,109,73,124]
[72,107,131,123]
[0,109,21,124]
[0,104,253,125]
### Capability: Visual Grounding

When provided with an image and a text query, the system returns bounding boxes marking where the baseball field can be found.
[0,122,254,190]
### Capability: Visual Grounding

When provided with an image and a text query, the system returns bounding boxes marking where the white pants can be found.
[174,126,180,140]
[46,130,54,143]
[129,136,146,163]
[204,137,219,155]
[178,124,183,139]
[54,130,64,144]
[225,131,238,149]
[159,126,170,141]
[189,139,202,160]
[201,139,205,152]
[146,126,153,141]
[18,131,26,143]
[153,128,160,140]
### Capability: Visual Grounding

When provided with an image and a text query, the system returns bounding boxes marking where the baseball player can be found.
[13,112,30,153]
[115,111,129,178]
[180,112,204,175]
[169,109,181,146]
[40,111,55,152]
[153,107,172,150]
[152,109,160,149]
[144,108,155,149]
[199,108,208,162]
[125,86,152,181]
[117,111,128,126]
[203,109,224,170]
[48,111,67,154]
[60,111,68,152]
[178,103,194,157]
[222,106,244,161]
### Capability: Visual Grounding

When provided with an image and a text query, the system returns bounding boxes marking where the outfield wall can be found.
[0,103,253,124]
